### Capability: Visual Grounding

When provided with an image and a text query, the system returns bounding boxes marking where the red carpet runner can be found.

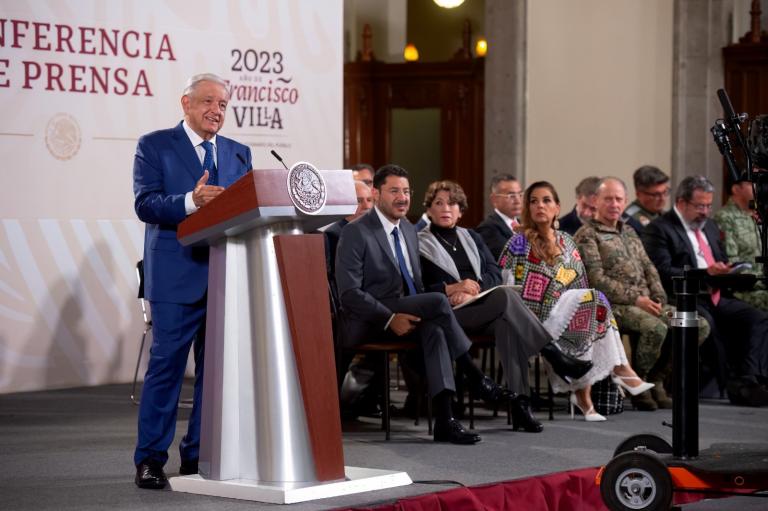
[337,467,710,511]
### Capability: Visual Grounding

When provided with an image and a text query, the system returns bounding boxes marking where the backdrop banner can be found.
[0,0,342,393]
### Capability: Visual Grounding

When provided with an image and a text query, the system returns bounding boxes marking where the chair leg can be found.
[468,371,475,430]
[548,380,554,421]
[455,363,465,419]
[427,396,433,435]
[131,327,149,405]
[384,351,391,441]
[533,355,541,406]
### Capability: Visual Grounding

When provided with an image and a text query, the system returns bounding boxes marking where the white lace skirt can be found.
[542,288,629,393]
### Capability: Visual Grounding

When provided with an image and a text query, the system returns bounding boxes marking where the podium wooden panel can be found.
[274,234,343,481]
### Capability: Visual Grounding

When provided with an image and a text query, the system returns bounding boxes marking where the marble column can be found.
[484,0,527,213]
[672,0,731,195]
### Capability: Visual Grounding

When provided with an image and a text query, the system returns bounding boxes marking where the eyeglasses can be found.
[686,201,712,212]
[494,192,524,200]
[639,189,670,199]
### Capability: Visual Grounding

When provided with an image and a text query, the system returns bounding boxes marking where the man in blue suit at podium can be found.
[132,73,252,489]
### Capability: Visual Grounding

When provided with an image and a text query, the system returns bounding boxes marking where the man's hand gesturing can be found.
[192,170,225,208]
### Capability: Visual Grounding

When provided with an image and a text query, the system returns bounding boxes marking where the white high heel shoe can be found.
[569,393,607,422]
[611,374,655,396]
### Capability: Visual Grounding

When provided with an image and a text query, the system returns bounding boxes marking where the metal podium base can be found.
[168,466,412,504]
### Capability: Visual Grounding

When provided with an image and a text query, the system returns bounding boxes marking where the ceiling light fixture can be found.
[434,0,465,8]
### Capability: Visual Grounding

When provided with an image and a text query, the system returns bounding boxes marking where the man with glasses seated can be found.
[626,165,671,231]
[477,174,524,260]
[642,175,768,406]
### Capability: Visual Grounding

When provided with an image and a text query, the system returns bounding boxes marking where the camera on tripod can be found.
[710,89,768,279]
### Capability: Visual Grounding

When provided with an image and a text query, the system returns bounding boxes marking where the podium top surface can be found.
[178,168,356,246]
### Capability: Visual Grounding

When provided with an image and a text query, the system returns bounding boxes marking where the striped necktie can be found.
[200,140,218,186]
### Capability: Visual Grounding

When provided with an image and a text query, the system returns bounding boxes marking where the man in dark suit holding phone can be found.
[335,165,507,444]
[642,175,768,406]
[132,73,252,488]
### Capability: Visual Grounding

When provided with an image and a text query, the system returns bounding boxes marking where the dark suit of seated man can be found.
[335,165,507,444]
[476,174,522,261]
[642,175,768,406]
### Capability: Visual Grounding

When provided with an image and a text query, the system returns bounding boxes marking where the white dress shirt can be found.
[182,120,219,215]
[673,205,710,269]
[494,209,518,229]
[374,206,415,279]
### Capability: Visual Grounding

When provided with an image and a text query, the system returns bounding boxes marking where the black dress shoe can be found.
[135,459,167,489]
[179,458,199,475]
[540,343,593,381]
[472,376,511,405]
[727,379,768,407]
[510,395,544,433]
[433,418,481,444]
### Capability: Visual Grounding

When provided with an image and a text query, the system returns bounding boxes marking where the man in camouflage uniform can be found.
[625,165,671,231]
[713,179,768,311]
[575,177,710,410]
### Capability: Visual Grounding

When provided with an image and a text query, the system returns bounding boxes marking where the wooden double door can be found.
[344,59,485,226]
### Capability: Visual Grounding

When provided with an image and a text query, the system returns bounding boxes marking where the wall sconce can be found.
[475,38,488,57]
[404,43,419,62]
[434,0,465,7]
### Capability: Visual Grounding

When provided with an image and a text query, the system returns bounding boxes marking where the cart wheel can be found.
[600,451,673,511]
[613,433,672,457]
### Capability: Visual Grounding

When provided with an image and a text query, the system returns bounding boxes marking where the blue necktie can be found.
[200,140,218,186]
[392,227,417,296]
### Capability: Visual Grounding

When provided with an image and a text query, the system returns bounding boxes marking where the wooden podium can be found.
[168,165,411,504]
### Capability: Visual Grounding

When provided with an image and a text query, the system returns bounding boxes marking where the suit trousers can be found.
[697,295,768,384]
[453,287,550,395]
[368,292,472,398]
[134,299,206,466]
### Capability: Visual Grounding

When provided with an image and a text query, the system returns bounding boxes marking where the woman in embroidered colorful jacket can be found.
[498,181,652,421]
[418,180,591,433]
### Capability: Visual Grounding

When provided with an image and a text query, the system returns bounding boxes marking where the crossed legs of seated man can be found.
[696,296,768,406]
[134,300,206,489]
[372,292,508,444]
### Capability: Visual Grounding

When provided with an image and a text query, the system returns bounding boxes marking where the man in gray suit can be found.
[335,165,507,444]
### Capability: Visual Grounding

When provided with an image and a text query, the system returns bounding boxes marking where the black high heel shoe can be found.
[510,395,543,433]
[540,343,593,381]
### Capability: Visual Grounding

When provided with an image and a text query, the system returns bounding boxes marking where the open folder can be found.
[452,284,522,310]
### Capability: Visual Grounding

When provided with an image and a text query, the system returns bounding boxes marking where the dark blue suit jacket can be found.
[476,213,514,261]
[133,122,252,304]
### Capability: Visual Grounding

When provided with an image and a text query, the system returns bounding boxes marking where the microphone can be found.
[711,121,741,184]
[271,150,289,171]
[716,88,752,180]
[717,88,738,123]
